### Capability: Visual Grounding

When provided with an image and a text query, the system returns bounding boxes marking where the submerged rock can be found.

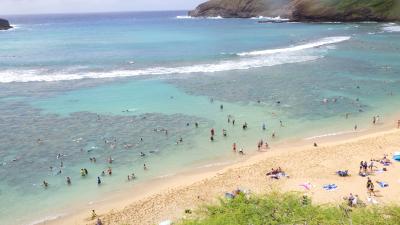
[0,18,12,30]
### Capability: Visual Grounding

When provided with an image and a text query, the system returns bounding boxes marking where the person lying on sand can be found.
[336,170,349,177]
[266,167,288,179]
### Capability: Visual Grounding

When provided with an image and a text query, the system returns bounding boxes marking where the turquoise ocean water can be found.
[0,11,400,225]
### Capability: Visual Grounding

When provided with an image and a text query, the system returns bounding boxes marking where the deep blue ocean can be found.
[0,11,400,225]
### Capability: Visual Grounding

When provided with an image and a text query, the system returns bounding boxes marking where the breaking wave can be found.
[237,36,350,56]
[0,36,350,83]
[382,23,400,32]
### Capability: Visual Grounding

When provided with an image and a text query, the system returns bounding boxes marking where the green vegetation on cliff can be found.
[189,0,400,21]
[178,192,400,225]
[292,0,400,21]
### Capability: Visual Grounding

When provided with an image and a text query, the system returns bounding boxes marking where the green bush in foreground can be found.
[178,192,400,225]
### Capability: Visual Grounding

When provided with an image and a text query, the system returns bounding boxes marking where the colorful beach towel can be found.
[323,184,337,191]
[377,181,389,188]
[300,183,312,190]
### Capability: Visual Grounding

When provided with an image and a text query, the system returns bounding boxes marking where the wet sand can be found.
[46,122,400,225]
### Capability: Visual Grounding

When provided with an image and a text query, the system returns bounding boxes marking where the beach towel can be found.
[374,169,384,174]
[323,184,337,191]
[225,192,235,199]
[367,197,379,204]
[377,181,389,188]
[159,220,172,225]
[300,182,312,190]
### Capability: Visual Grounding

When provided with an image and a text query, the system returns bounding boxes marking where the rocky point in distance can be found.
[189,0,400,22]
[0,18,12,30]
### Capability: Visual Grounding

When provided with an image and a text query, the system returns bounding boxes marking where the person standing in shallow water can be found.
[97,177,101,185]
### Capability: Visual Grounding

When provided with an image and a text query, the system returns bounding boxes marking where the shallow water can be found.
[0,11,400,225]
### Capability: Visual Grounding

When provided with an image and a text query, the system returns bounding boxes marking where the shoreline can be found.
[42,117,400,225]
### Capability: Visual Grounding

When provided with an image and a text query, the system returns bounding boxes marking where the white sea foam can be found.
[175,15,223,20]
[26,213,65,225]
[0,36,350,83]
[207,15,223,20]
[382,24,400,32]
[175,15,195,19]
[0,55,320,83]
[237,36,351,56]
[304,130,357,140]
[251,16,289,22]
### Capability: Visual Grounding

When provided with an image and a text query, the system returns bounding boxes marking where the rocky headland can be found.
[189,0,400,22]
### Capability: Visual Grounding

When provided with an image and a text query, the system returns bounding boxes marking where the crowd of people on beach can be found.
[342,154,395,207]
[35,91,400,225]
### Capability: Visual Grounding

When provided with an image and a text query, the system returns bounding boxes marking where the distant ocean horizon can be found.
[0,10,399,225]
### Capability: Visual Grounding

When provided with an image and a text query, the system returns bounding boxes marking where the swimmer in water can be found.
[140,152,146,157]
[66,176,71,185]
[97,177,101,185]
[233,143,237,152]
[43,180,49,188]
[210,136,214,142]
[262,123,266,131]
[143,164,148,170]
[223,129,227,137]
[195,122,199,128]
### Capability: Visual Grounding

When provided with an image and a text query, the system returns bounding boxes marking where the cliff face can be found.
[188,0,292,18]
[292,0,400,22]
[0,18,12,30]
[189,0,400,21]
